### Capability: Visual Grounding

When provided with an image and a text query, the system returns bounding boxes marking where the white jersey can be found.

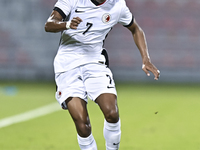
[53,0,133,73]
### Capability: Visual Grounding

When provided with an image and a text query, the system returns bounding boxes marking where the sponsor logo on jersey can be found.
[75,9,85,13]
[102,13,111,24]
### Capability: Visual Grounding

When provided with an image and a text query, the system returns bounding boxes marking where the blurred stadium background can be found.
[1,1,200,149]
[0,0,199,83]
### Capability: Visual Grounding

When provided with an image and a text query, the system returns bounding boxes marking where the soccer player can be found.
[45,0,160,149]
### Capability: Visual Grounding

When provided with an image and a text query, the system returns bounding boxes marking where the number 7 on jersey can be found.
[83,22,93,35]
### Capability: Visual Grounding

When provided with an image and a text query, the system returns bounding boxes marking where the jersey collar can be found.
[90,0,106,6]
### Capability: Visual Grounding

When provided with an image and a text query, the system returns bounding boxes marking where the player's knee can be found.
[77,122,91,137]
[105,109,119,123]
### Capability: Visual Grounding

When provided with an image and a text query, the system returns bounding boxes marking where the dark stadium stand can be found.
[0,0,199,82]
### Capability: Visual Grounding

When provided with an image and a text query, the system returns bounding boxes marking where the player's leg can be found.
[65,97,97,150]
[96,94,121,150]
[96,93,119,123]
[66,97,91,137]
[55,68,97,150]
[83,63,121,150]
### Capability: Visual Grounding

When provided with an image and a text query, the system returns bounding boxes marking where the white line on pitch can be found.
[0,102,61,129]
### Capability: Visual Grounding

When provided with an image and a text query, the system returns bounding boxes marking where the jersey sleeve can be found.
[54,0,74,19]
[118,0,134,27]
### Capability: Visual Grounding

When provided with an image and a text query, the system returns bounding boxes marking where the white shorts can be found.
[55,63,117,109]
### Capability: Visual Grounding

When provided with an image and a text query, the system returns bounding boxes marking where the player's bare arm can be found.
[45,10,82,33]
[127,18,160,80]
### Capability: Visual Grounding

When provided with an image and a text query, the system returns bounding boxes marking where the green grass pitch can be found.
[0,82,200,150]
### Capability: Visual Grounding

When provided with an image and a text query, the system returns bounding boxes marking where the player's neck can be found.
[97,0,106,2]
[91,0,106,6]
[95,0,106,5]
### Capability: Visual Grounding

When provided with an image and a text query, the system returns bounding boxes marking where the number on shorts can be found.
[106,74,114,89]
[106,74,112,84]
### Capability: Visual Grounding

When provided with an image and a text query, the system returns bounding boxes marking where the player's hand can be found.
[70,17,83,29]
[142,60,160,80]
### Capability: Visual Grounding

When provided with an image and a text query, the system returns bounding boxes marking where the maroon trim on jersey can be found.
[91,0,106,6]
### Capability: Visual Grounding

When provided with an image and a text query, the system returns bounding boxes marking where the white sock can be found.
[103,119,121,150]
[77,133,97,150]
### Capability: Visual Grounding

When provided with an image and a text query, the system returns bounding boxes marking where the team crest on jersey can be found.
[102,13,111,24]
